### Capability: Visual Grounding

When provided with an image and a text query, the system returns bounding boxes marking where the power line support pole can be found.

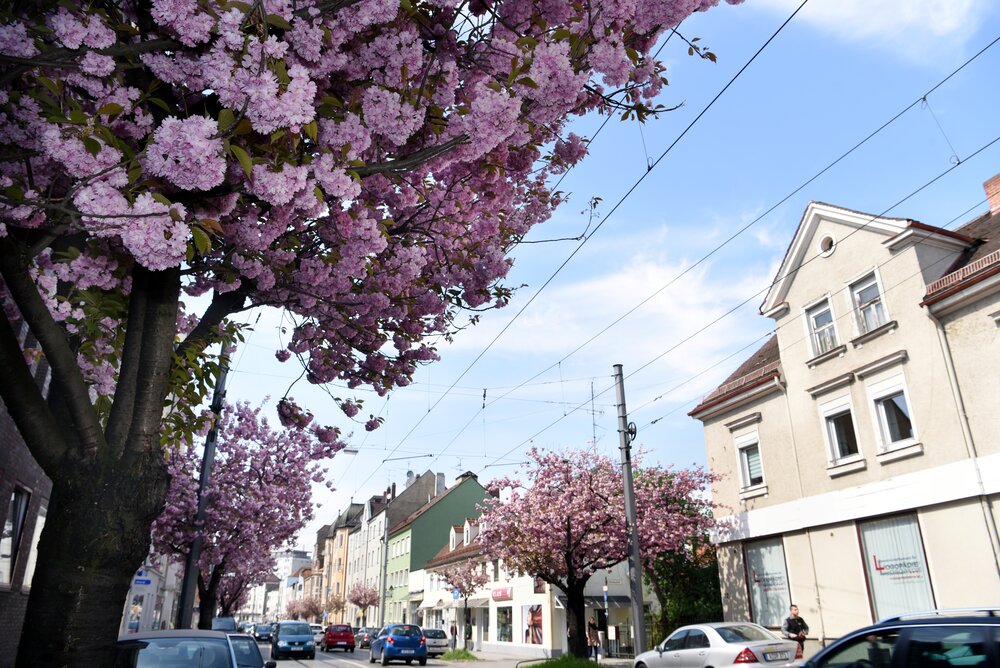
[378,502,390,629]
[176,364,229,629]
[614,364,647,656]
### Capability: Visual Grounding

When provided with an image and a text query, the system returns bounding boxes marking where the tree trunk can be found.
[197,565,223,629]
[565,581,589,658]
[15,443,169,666]
[0,259,184,667]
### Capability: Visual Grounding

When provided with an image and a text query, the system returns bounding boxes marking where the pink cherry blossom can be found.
[145,116,226,191]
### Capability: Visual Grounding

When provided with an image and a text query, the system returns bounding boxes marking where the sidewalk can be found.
[444,650,631,668]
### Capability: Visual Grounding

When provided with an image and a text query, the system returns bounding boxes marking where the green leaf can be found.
[151,192,172,206]
[218,108,235,131]
[5,185,24,202]
[230,144,253,178]
[192,227,212,255]
[147,97,171,113]
[128,163,142,184]
[68,109,88,124]
[169,207,183,222]
[515,35,538,49]
[98,103,124,116]
[37,76,60,96]
[314,185,324,203]
[304,120,318,143]
[266,13,292,30]
[516,77,538,89]
[273,60,290,86]
[82,136,102,156]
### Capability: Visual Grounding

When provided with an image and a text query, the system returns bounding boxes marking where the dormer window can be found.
[807,299,838,355]
[851,273,887,334]
[463,527,470,544]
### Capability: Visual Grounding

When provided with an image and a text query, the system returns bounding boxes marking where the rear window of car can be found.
[424,629,447,639]
[116,637,230,667]
[230,635,265,667]
[716,625,776,642]
[331,625,352,633]
[279,623,312,636]
[392,625,422,637]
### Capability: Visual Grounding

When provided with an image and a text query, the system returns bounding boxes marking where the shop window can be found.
[482,607,489,642]
[859,514,934,619]
[743,537,789,628]
[1,487,30,584]
[496,606,512,642]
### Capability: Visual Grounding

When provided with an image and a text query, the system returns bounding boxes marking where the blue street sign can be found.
[452,589,460,600]
[134,578,152,585]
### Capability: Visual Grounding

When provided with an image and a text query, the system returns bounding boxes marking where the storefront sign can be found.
[491,587,513,601]
[860,514,934,619]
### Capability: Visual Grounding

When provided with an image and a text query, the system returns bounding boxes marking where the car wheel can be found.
[406,660,412,665]
[419,659,426,666]
[307,654,315,660]
[381,650,390,666]
[370,649,377,664]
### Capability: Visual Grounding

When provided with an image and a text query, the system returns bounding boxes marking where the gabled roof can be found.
[390,475,484,534]
[689,335,781,417]
[923,208,1000,306]
[425,536,483,570]
[761,202,914,315]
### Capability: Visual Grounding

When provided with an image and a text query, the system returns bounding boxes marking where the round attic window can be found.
[818,234,836,257]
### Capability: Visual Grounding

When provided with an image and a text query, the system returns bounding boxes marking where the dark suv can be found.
[801,608,999,667]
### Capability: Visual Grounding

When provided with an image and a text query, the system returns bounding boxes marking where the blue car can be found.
[370,624,428,666]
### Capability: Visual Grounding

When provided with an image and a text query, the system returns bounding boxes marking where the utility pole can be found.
[614,364,646,656]
[176,364,229,629]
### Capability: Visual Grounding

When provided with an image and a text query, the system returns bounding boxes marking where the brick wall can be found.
[0,399,53,668]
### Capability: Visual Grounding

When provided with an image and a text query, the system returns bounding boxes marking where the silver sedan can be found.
[634,622,799,668]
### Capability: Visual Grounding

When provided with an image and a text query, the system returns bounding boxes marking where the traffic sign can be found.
[134,578,152,585]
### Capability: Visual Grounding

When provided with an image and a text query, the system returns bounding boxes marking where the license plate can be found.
[764,651,789,661]
[401,650,414,654]
[338,641,346,645]
[291,647,303,652]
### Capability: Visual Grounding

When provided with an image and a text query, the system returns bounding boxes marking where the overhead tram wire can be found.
[411,28,1000,471]
[479,135,1000,470]
[344,2,811,496]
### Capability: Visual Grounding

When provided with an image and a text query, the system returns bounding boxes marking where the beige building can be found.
[690,173,1000,654]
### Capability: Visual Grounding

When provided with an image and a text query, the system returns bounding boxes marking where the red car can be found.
[322,624,356,652]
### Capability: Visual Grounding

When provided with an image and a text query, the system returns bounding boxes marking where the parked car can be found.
[252,624,273,642]
[270,620,316,661]
[355,627,377,648]
[422,628,449,657]
[211,616,238,632]
[311,623,325,644]
[634,622,799,668]
[801,608,1000,668]
[114,630,276,668]
[323,623,356,652]
[370,624,427,666]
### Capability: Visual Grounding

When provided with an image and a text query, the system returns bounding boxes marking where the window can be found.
[739,442,764,488]
[663,630,688,651]
[859,514,934,619]
[744,537,789,628]
[685,629,709,649]
[807,299,838,355]
[21,503,46,590]
[851,273,887,334]
[1,487,30,584]
[497,607,513,642]
[813,630,900,667]
[905,627,987,668]
[827,409,859,459]
[875,392,913,444]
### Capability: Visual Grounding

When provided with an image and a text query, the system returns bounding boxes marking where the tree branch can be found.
[176,287,249,361]
[353,135,469,177]
[0,235,104,458]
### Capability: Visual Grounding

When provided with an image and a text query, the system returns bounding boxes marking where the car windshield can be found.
[254,625,270,632]
[716,625,777,643]
[230,635,265,667]
[392,625,422,637]
[279,623,312,636]
[118,637,231,668]
[424,629,446,639]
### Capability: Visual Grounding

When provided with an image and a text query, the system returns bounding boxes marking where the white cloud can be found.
[754,0,992,61]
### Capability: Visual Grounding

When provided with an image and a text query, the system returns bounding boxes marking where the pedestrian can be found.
[587,620,600,660]
[449,622,457,650]
[781,604,809,652]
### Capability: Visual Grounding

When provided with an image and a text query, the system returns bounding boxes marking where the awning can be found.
[418,597,441,610]
[556,595,633,609]
[453,596,489,608]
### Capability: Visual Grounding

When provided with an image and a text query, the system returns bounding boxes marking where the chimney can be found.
[436,472,446,496]
[391,482,396,499]
[986,173,1000,215]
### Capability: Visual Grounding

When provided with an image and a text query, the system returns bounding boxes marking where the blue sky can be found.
[220,0,1000,548]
